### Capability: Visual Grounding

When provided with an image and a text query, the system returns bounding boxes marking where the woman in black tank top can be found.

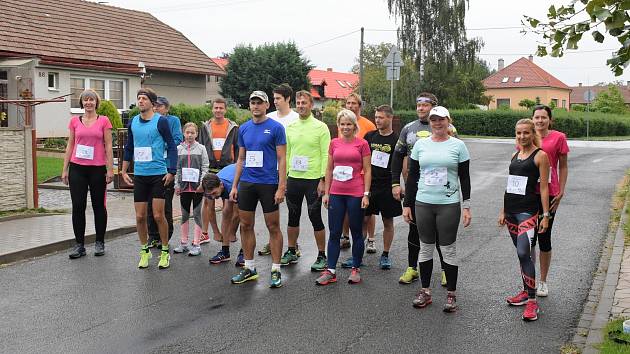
[498,119,550,322]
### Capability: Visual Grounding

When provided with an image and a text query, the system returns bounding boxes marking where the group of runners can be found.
[63,84,568,321]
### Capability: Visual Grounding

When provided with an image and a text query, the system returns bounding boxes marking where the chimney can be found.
[528,54,534,62]
[327,68,333,72]
[498,58,504,71]
[578,83,582,87]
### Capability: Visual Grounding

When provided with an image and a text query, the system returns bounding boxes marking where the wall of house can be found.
[144,70,207,105]
[0,127,34,211]
[486,87,571,110]
[205,74,223,102]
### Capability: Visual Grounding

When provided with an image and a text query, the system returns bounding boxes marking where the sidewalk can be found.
[0,187,181,265]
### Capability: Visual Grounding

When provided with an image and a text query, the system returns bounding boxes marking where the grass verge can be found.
[0,207,67,218]
[599,317,630,353]
[37,156,63,183]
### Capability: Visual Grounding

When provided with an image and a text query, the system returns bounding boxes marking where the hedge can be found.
[126,104,252,127]
[394,109,630,137]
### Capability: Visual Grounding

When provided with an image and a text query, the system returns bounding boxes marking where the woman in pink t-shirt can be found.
[531,105,569,297]
[316,109,371,286]
[61,89,114,259]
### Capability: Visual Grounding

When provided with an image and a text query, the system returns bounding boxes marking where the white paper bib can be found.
[182,168,200,182]
[332,165,353,182]
[507,175,528,195]
[134,147,152,162]
[212,138,226,151]
[291,156,309,172]
[245,151,263,167]
[75,144,94,160]
[371,150,390,168]
[424,167,447,186]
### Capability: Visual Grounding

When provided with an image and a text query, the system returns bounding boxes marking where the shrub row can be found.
[394,109,630,137]
[126,104,251,128]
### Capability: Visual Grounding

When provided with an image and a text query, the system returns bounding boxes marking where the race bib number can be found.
[291,156,309,172]
[245,151,263,167]
[332,165,353,182]
[134,147,152,162]
[424,167,447,186]
[371,150,390,168]
[182,168,200,182]
[212,138,226,151]
[507,175,528,195]
[75,144,94,160]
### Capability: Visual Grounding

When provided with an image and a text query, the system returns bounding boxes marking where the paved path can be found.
[1,140,629,353]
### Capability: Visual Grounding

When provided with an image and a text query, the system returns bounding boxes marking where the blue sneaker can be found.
[209,250,230,264]
[231,267,258,284]
[235,251,245,267]
[341,257,365,269]
[379,255,392,269]
[270,269,282,288]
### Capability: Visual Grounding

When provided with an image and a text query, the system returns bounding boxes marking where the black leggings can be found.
[505,212,537,299]
[68,163,107,244]
[407,204,447,270]
[286,177,324,231]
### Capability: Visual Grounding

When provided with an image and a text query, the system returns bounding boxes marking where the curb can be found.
[38,184,134,193]
[0,225,136,266]
[0,212,66,223]
[580,197,628,353]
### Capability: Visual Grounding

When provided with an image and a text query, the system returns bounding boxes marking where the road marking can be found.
[593,158,603,163]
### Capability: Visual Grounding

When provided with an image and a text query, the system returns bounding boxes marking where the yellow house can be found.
[483,56,571,110]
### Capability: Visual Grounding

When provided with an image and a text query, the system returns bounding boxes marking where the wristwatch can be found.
[542,212,550,218]
[363,191,370,197]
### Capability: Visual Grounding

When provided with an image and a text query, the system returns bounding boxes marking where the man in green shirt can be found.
[281,90,331,271]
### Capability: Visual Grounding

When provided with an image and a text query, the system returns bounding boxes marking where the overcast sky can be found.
[104,0,630,86]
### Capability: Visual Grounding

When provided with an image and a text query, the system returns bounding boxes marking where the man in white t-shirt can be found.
[258,83,299,256]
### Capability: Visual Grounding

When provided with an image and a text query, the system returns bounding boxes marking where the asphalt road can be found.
[2,140,629,354]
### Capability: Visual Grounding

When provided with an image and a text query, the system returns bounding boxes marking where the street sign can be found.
[383,46,404,108]
[386,66,401,80]
[383,47,403,67]
[583,89,595,103]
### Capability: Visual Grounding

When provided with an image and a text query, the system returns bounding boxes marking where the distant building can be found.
[207,58,228,102]
[0,0,223,137]
[308,68,359,109]
[482,56,571,110]
[570,82,630,109]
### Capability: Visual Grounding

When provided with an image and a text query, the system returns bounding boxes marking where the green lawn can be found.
[37,156,63,183]
[600,317,630,353]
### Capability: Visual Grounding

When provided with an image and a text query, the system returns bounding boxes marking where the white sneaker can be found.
[188,245,201,256]
[366,239,376,254]
[536,281,549,297]
[173,244,189,254]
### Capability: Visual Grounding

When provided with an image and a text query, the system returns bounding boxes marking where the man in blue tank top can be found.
[122,88,178,270]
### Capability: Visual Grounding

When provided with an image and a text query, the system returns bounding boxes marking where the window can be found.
[496,98,511,108]
[551,98,559,107]
[501,77,509,83]
[514,77,522,83]
[48,72,59,90]
[346,81,353,88]
[70,77,126,110]
[336,80,346,88]
[562,99,566,108]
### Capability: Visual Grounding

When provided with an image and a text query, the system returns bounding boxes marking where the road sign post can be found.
[383,46,403,109]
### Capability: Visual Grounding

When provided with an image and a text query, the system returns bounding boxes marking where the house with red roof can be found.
[308,68,359,109]
[482,56,571,110]
[0,0,222,137]
[207,58,228,101]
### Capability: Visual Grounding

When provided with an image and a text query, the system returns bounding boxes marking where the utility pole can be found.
[359,27,364,99]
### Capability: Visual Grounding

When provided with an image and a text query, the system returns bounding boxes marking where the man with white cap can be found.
[229,90,287,288]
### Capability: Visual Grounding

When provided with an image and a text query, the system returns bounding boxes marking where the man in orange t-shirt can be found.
[198,98,239,245]
[343,93,376,139]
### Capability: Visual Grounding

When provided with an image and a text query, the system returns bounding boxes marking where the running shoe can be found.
[235,251,245,267]
[231,267,259,284]
[138,249,152,268]
[69,244,86,259]
[199,232,210,245]
[158,250,170,269]
[311,255,327,272]
[209,250,231,264]
[366,239,376,254]
[340,237,351,249]
[188,245,201,257]
[379,255,392,269]
[412,289,432,308]
[441,270,447,287]
[148,239,160,248]
[506,290,529,306]
[348,268,361,284]
[173,243,189,254]
[537,281,549,297]
[269,270,283,288]
[522,300,539,321]
[341,257,353,268]
[296,244,301,257]
[94,241,105,257]
[315,270,337,285]
[443,293,457,313]
[258,243,271,256]
[399,267,419,284]
[280,250,299,266]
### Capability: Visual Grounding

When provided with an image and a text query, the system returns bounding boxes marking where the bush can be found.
[322,100,343,125]
[125,104,252,129]
[393,108,630,137]
[96,100,123,129]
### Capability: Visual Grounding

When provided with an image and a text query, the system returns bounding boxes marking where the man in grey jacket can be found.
[198,98,239,244]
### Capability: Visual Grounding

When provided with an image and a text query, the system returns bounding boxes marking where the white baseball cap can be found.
[429,106,450,119]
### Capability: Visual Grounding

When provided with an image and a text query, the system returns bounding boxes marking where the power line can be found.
[303,30,360,49]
